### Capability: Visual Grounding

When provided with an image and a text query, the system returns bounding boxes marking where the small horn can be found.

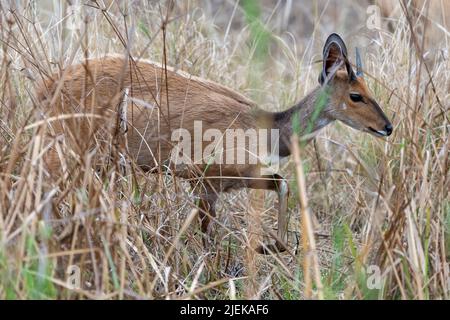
[355,47,363,77]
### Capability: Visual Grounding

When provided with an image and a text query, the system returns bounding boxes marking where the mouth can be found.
[367,127,388,137]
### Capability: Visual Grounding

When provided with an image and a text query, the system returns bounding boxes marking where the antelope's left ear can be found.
[319,33,357,85]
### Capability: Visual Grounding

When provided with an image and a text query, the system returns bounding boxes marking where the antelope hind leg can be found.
[195,188,218,250]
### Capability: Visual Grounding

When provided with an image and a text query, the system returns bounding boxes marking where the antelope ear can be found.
[319,33,356,85]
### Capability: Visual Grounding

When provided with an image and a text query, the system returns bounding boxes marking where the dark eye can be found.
[350,93,364,103]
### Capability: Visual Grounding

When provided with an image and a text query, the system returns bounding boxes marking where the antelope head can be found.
[319,33,393,137]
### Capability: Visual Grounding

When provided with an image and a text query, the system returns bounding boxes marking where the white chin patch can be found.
[374,130,387,136]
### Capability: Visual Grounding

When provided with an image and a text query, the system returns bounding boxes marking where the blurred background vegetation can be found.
[0,0,448,299]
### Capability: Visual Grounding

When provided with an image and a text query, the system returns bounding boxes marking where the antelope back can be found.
[39,56,264,180]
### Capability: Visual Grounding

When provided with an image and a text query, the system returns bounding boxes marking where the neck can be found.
[257,86,335,157]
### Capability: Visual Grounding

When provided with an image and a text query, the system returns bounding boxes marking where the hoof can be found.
[254,241,287,255]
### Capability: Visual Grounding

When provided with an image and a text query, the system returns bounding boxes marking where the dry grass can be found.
[0,0,448,299]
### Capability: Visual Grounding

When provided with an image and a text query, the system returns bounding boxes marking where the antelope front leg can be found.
[274,176,289,252]
[246,174,290,254]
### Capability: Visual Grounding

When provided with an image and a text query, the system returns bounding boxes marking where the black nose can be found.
[385,124,393,136]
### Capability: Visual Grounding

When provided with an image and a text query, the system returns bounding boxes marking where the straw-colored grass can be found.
[0,0,448,299]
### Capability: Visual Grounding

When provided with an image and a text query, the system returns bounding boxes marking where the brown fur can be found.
[39,56,286,253]
[38,34,392,254]
[40,57,261,182]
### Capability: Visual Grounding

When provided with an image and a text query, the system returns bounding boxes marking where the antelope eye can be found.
[349,93,363,103]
